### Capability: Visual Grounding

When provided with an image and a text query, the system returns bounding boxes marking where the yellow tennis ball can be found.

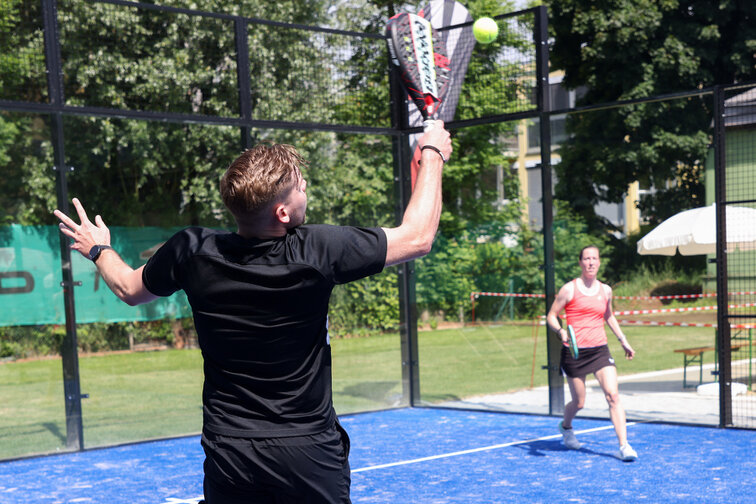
[473,17,498,44]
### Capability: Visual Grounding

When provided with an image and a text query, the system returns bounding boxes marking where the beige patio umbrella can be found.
[637,203,756,256]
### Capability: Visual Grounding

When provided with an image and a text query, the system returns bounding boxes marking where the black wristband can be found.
[420,145,447,163]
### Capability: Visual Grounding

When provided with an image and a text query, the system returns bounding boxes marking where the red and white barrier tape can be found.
[614,291,756,300]
[618,319,717,328]
[617,319,756,330]
[471,291,756,301]
[612,303,756,316]
[614,293,713,300]
[470,292,544,299]
[470,291,756,324]
[535,319,755,329]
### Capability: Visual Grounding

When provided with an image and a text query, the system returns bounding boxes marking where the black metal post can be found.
[235,16,253,150]
[42,0,84,450]
[713,86,732,427]
[535,5,562,415]
[389,64,420,406]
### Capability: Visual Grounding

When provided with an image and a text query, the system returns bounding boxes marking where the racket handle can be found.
[423,119,435,132]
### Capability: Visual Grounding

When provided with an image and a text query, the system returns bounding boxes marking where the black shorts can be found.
[560,344,615,378]
[200,420,351,504]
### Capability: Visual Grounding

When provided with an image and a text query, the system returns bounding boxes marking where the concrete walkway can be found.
[441,363,756,427]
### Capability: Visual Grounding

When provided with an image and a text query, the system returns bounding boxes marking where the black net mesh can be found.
[723,85,756,428]
[9,0,754,461]
[0,1,48,103]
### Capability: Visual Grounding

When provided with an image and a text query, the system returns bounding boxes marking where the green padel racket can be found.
[567,325,579,359]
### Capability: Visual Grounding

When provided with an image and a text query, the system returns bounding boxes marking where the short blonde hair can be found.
[220,143,306,218]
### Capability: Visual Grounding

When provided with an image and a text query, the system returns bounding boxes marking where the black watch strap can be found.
[88,245,113,263]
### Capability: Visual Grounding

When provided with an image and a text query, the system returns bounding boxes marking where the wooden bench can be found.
[674,339,755,388]
[674,346,714,388]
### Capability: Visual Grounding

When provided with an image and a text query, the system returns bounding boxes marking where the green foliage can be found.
[329,271,399,336]
[417,234,477,317]
[611,260,704,299]
[494,201,611,317]
[0,320,186,360]
[60,117,239,227]
[418,201,608,322]
[0,0,549,334]
[438,124,521,236]
[0,0,46,102]
[0,0,343,228]
[76,323,129,354]
[150,0,329,24]
[551,203,613,287]
[461,0,534,117]
[306,133,395,227]
[332,0,530,328]
[0,325,64,359]
[546,0,756,227]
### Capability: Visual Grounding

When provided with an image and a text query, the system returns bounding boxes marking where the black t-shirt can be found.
[142,224,387,437]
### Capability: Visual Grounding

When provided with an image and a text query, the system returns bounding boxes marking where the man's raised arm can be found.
[54,198,157,306]
[382,121,452,267]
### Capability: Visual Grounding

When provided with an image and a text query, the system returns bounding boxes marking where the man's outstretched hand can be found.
[54,198,111,259]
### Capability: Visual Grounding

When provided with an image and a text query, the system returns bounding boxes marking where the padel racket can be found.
[386,12,452,131]
[567,325,579,359]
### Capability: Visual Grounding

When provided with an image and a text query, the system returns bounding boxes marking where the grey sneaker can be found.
[559,421,582,449]
[617,443,638,461]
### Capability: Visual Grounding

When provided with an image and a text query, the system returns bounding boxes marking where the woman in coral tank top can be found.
[546,246,638,461]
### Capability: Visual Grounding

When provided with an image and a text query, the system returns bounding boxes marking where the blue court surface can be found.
[1,407,754,503]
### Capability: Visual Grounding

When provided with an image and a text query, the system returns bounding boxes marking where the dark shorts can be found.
[200,421,351,504]
[560,344,615,378]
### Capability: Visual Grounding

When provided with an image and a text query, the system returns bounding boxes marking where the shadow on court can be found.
[513,439,619,460]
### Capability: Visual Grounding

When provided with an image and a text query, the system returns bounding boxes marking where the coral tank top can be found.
[564,279,608,348]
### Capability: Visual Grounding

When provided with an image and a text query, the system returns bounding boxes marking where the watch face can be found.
[88,245,101,261]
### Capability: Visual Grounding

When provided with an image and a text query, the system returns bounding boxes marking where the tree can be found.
[349,0,535,320]
[0,0,544,330]
[0,0,52,225]
[545,0,756,227]
[0,0,347,227]
[0,0,404,335]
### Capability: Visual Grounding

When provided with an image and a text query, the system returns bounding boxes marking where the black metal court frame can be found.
[1,0,754,458]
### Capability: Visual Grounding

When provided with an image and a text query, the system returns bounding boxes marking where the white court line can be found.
[351,422,644,473]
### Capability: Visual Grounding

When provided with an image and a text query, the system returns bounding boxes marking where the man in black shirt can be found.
[54,122,451,503]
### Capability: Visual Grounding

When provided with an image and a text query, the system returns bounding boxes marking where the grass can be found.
[79,351,205,446]
[0,350,205,460]
[0,323,715,460]
[417,323,715,403]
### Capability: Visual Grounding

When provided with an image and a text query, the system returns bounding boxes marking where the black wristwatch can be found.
[88,245,113,263]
